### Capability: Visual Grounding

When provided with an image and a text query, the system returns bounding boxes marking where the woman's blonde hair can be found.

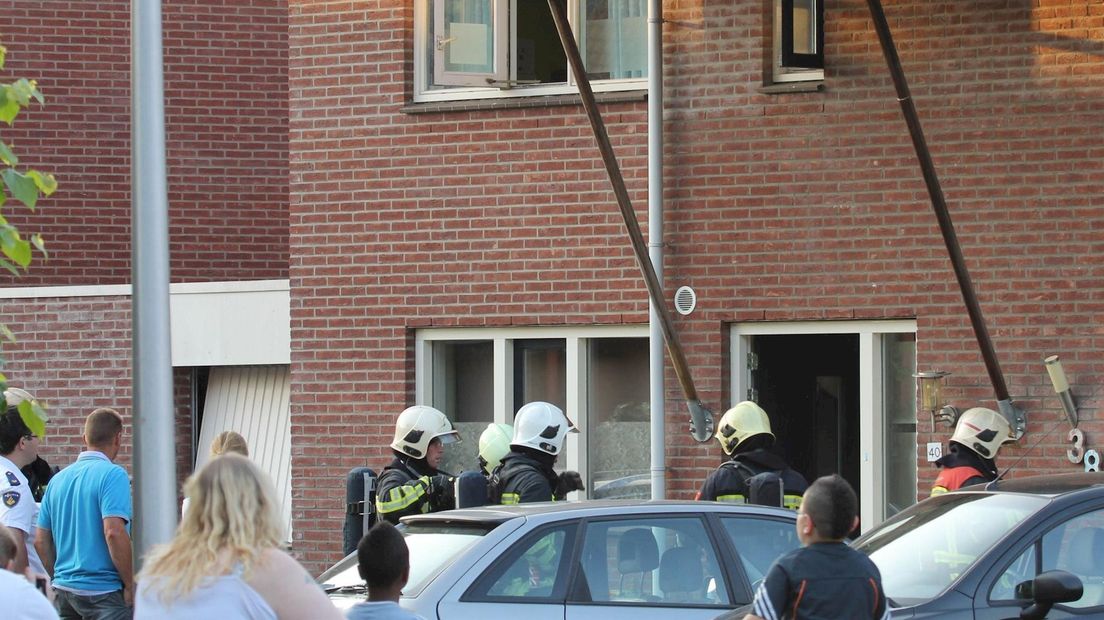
[209,430,249,457]
[139,454,282,601]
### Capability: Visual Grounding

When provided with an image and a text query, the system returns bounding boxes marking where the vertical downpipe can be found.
[648,0,666,500]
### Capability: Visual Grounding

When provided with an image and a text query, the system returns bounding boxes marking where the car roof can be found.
[401,499,795,527]
[961,472,1104,497]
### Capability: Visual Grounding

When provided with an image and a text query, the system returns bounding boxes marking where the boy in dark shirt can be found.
[745,474,889,620]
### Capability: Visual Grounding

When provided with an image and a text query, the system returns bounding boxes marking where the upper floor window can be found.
[414,0,648,103]
[773,0,824,84]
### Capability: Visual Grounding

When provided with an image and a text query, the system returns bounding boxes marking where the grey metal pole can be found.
[131,0,177,567]
[647,0,666,500]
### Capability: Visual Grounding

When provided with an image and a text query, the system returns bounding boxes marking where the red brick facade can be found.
[288,1,1104,571]
[0,1,288,286]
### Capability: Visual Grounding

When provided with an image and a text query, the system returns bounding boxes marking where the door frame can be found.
[730,320,917,530]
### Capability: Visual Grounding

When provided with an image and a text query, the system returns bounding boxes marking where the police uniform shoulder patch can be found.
[2,490,18,507]
[5,471,19,486]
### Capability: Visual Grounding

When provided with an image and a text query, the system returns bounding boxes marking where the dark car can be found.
[715,473,1097,620]
[853,473,1102,619]
[321,500,800,619]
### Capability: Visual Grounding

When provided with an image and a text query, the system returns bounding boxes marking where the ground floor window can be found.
[730,320,917,531]
[415,326,649,497]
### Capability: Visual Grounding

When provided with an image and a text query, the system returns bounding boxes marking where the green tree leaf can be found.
[9,78,35,106]
[1,168,38,210]
[30,233,46,259]
[25,170,56,196]
[2,237,31,267]
[0,324,12,343]
[0,44,7,70]
[0,88,19,125]
[0,257,19,277]
[0,140,17,166]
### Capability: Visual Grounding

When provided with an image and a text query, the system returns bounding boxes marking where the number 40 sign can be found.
[1068,429,1100,472]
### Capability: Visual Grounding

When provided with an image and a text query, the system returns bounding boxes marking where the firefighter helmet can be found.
[951,407,1012,459]
[511,401,577,456]
[477,423,513,475]
[715,401,774,456]
[390,405,460,459]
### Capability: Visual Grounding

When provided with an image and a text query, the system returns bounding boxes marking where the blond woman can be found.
[181,430,249,516]
[135,455,340,619]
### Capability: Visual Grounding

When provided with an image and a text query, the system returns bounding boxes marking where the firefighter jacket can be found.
[495,449,563,505]
[375,456,452,524]
[695,448,808,509]
[931,442,997,496]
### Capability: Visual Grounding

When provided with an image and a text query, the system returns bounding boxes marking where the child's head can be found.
[357,521,411,594]
[797,474,859,544]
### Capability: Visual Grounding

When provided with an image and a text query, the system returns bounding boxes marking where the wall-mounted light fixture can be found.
[1044,355,1078,428]
[915,371,959,430]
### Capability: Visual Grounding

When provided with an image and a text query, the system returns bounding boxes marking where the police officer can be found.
[375,405,460,524]
[696,401,808,509]
[931,407,1012,496]
[0,387,48,576]
[496,402,584,504]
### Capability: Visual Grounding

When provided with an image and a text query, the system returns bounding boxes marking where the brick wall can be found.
[0,294,195,498]
[0,0,288,286]
[288,0,1103,572]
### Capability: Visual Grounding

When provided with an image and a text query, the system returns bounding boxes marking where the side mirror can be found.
[1018,570,1084,620]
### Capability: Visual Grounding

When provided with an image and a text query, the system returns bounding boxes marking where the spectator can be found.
[744,474,889,620]
[135,454,341,619]
[346,521,424,620]
[0,389,49,576]
[182,430,250,516]
[1,520,59,619]
[35,408,133,620]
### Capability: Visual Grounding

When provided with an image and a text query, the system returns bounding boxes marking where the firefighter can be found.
[477,423,512,477]
[375,405,460,524]
[931,407,1012,496]
[495,402,585,505]
[696,401,808,509]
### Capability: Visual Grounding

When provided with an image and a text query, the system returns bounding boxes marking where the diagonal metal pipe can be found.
[546,0,713,443]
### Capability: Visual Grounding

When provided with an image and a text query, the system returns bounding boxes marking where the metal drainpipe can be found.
[648,0,666,500]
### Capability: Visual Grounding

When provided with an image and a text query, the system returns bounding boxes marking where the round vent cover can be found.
[674,286,697,316]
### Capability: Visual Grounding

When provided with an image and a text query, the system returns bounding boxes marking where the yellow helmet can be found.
[715,401,774,456]
[951,407,1012,459]
[477,423,513,475]
[390,405,460,459]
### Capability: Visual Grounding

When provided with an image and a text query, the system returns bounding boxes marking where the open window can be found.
[416,0,647,102]
[773,0,824,83]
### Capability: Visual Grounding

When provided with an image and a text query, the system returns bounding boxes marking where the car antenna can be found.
[987,409,1068,491]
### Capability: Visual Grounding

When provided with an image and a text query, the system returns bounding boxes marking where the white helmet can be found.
[951,407,1012,459]
[511,401,577,456]
[478,423,513,475]
[715,401,774,456]
[390,405,460,459]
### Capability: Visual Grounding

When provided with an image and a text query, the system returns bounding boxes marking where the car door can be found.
[564,514,739,620]
[714,513,801,599]
[975,503,1104,619]
[436,521,578,620]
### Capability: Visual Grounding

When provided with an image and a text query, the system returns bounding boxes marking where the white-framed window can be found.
[730,320,917,531]
[415,325,650,498]
[772,0,824,83]
[414,0,648,103]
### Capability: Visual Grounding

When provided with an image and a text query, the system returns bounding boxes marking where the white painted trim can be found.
[419,325,647,340]
[0,279,289,300]
[732,319,916,336]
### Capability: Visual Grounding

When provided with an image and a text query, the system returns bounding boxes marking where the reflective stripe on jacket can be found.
[375,458,433,524]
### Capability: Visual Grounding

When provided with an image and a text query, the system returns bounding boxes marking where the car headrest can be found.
[1067,528,1104,576]
[617,527,659,573]
[659,546,703,594]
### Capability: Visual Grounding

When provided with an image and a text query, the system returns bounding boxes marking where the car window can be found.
[992,508,1104,609]
[572,516,731,606]
[465,523,577,602]
[855,493,1045,606]
[719,516,800,590]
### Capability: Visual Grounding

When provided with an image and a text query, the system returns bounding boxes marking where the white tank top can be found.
[135,564,276,620]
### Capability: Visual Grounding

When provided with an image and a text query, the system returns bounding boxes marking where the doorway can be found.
[750,334,861,502]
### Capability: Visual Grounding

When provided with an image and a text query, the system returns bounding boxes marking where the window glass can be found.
[470,524,576,601]
[991,543,1036,602]
[582,0,646,80]
[881,333,917,519]
[441,0,496,74]
[513,339,567,413]
[574,517,731,606]
[516,0,567,84]
[586,338,650,499]
[789,0,817,55]
[719,517,800,591]
[1041,508,1104,608]
[433,340,494,475]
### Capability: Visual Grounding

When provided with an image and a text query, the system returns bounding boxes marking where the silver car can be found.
[321,500,799,619]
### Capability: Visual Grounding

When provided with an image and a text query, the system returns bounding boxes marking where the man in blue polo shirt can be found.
[35,408,133,620]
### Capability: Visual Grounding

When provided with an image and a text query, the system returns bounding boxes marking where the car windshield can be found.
[853,492,1048,607]
[322,523,491,596]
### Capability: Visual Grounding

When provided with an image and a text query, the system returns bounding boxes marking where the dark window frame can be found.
[781,0,824,70]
